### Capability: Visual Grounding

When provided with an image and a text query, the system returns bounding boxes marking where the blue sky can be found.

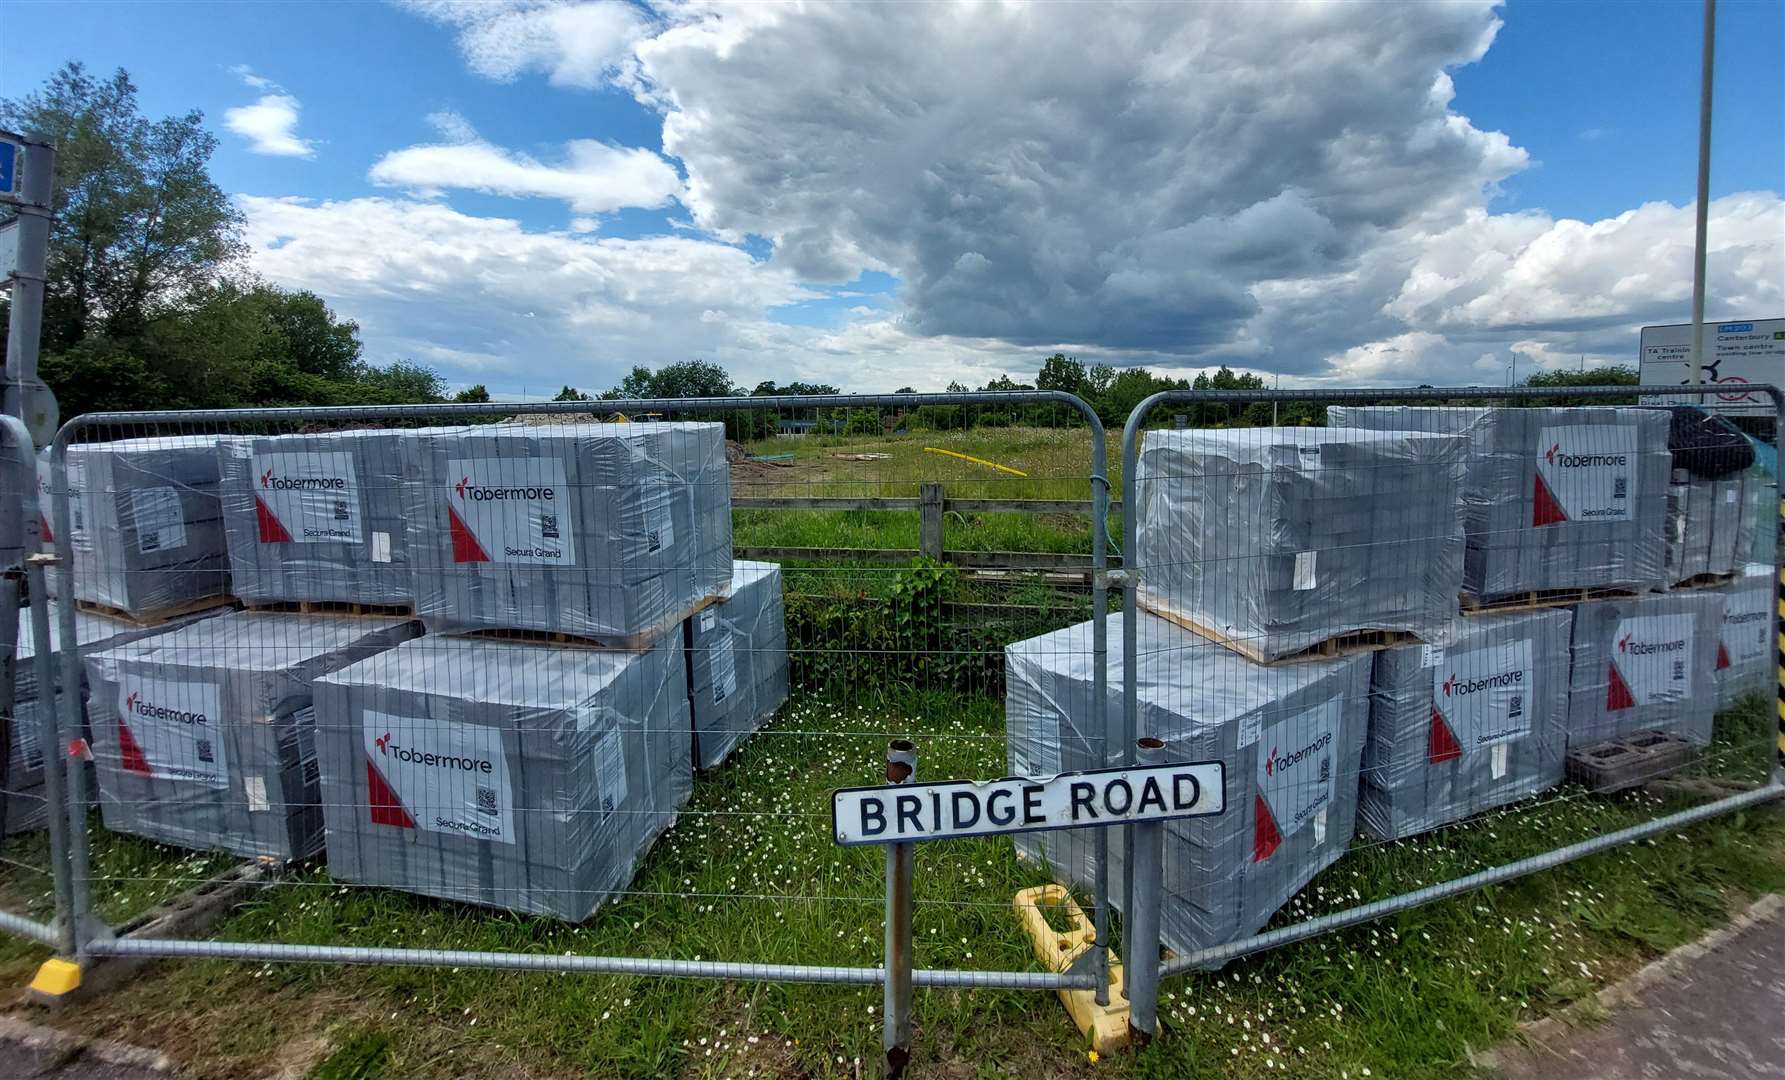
[1,1,1779,394]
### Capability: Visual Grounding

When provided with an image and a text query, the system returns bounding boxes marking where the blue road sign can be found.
[0,138,18,198]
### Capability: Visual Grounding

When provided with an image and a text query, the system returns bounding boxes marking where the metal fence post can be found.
[1125,737,1166,1043]
[883,739,916,1077]
[23,553,75,959]
[918,482,944,561]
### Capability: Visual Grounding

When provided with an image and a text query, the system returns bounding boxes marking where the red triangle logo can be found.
[116,718,153,776]
[366,759,416,829]
[1428,708,1463,763]
[1252,793,1282,863]
[1606,661,1637,711]
[39,513,53,543]
[254,495,294,544]
[1715,642,1730,670]
[1532,471,1568,526]
[448,504,491,563]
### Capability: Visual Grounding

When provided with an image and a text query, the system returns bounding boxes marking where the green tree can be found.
[1037,353,1086,395]
[454,384,491,403]
[1,63,244,348]
[1519,364,1639,406]
[554,385,592,401]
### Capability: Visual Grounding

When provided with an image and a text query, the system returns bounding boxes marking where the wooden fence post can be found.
[919,482,945,561]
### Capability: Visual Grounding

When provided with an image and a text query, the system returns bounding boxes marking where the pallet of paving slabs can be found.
[1565,590,1724,749]
[685,560,789,770]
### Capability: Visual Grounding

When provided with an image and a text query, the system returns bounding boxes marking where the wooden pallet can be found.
[242,599,416,619]
[1139,593,1411,665]
[76,594,237,626]
[1461,585,1636,615]
[456,590,730,653]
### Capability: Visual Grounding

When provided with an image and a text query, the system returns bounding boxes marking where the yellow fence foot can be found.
[26,958,82,1003]
[1014,884,1130,1055]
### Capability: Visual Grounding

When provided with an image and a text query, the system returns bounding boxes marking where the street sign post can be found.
[1640,318,1785,416]
[0,137,21,200]
[0,218,17,284]
[832,759,1225,845]
[1,128,55,448]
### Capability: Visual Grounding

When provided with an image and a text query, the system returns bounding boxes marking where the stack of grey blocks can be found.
[313,635,692,920]
[217,429,445,606]
[1733,465,1778,568]
[1712,565,1774,708]
[1361,608,1573,840]
[56,436,232,617]
[1662,470,1743,584]
[1329,406,1671,598]
[401,423,733,640]
[85,611,418,860]
[1005,611,1370,960]
[686,560,789,770]
[4,602,222,834]
[1134,426,1466,661]
[1565,591,1724,748]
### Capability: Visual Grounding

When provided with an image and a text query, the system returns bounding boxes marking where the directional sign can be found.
[831,760,1225,846]
[1639,319,1785,416]
[0,137,20,201]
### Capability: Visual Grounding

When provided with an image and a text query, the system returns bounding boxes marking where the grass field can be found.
[2,691,1779,1079]
[733,426,1113,559]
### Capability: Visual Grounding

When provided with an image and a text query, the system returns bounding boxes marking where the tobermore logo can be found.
[125,689,208,726]
[1443,669,1524,697]
[1619,631,1686,656]
[1724,610,1768,626]
[374,732,495,774]
[1263,731,1332,779]
[1545,443,1628,469]
[261,467,347,491]
[453,475,556,502]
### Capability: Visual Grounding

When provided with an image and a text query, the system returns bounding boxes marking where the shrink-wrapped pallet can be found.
[1712,565,1774,708]
[686,561,788,769]
[1565,591,1723,748]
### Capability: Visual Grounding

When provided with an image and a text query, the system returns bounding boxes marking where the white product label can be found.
[65,459,89,545]
[129,487,188,554]
[362,710,514,844]
[1533,424,1638,525]
[592,728,627,822]
[1608,613,1695,707]
[1420,644,1445,669]
[114,676,227,788]
[1292,551,1317,591]
[1490,743,1510,780]
[1254,699,1341,856]
[1725,488,1739,504]
[245,775,269,811]
[250,450,363,544]
[1312,806,1327,845]
[445,456,578,566]
[638,473,676,554]
[1236,712,1262,750]
[371,531,392,563]
[1431,637,1535,755]
[1297,445,1321,468]
[698,609,717,633]
[709,633,738,704]
[1720,587,1772,667]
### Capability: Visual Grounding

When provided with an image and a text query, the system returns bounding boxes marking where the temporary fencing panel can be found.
[0,384,1777,1067]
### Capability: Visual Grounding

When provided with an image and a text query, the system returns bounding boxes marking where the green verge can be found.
[0,693,1778,1079]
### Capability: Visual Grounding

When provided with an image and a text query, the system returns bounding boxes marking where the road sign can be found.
[0,136,21,201]
[1639,318,1785,416]
[831,760,1225,845]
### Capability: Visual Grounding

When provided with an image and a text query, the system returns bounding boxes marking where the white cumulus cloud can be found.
[369,112,681,213]
[399,0,647,88]
[224,68,316,157]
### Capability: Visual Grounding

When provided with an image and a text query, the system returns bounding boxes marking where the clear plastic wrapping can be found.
[1565,591,1724,748]
[56,435,232,616]
[313,635,692,920]
[5,601,223,833]
[217,429,450,606]
[686,560,789,770]
[1734,465,1778,568]
[84,611,419,859]
[1663,470,1743,584]
[1005,611,1370,961]
[1713,565,1775,708]
[1360,608,1573,840]
[1134,426,1466,661]
[402,423,732,639]
[1328,406,1672,598]
[0,444,27,571]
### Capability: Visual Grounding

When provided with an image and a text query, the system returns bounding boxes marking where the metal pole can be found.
[882,740,915,1078]
[23,554,73,958]
[1688,0,1716,394]
[1118,402,1149,999]
[44,440,94,945]
[3,133,56,442]
[1125,737,1167,1043]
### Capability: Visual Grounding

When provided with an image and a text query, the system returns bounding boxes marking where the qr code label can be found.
[1318,756,1331,785]
[1672,659,1684,682]
[1613,477,1627,499]
[196,739,214,764]
[1508,694,1523,719]
[333,499,350,520]
[540,513,559,540]
[476,786,499,816]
